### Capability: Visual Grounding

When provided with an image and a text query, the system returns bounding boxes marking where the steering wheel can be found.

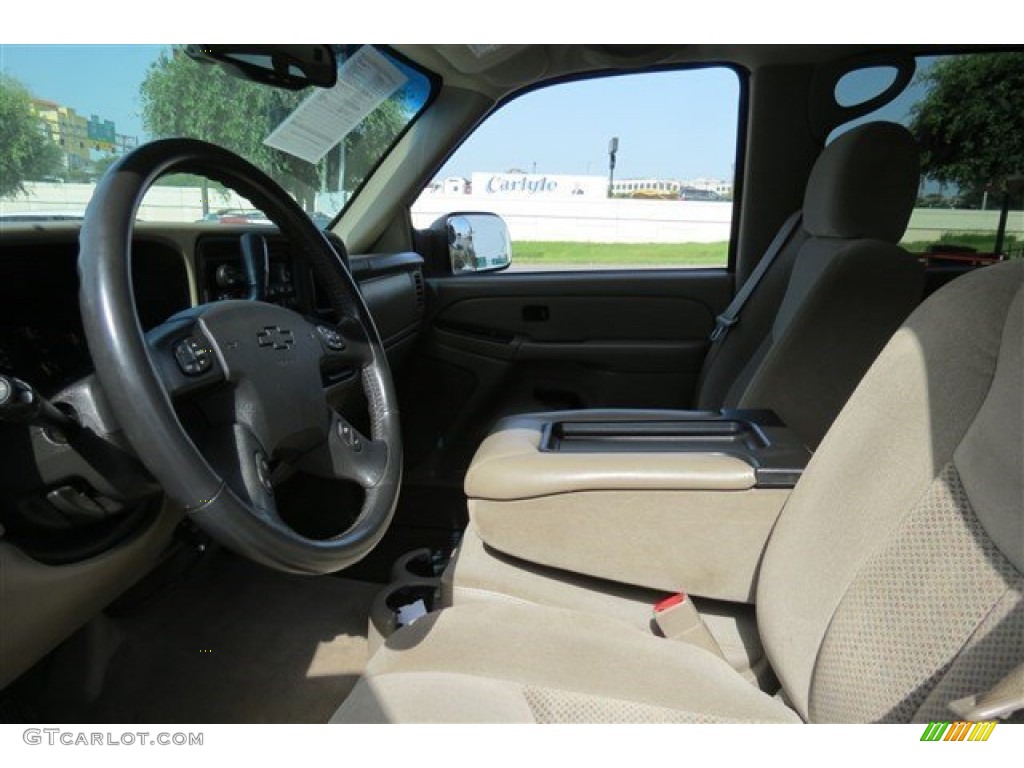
[77,138,402,575]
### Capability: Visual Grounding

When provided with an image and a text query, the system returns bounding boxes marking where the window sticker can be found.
[263,46,407,164]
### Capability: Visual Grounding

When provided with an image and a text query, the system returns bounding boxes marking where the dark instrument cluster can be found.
[0,237,191,397]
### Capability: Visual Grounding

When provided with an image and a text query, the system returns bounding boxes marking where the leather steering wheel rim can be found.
[78,138,402,575]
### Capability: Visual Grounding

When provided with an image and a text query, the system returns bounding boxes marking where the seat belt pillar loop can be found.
[709,314,738,344]
[707,211,803,345]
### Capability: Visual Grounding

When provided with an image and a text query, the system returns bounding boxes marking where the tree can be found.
[0,76,62,198]
[909,54,1024,196]
[139,48,410,210]
[340,99,407,189]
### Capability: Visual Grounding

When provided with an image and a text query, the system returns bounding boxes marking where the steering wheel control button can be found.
[338,420,363,452]
[257,326,294,350]
[316,325,346,351]
[255,451,274,493]
[174,336,213,376]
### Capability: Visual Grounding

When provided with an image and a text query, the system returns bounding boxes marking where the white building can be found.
[611,178,681,197]
[685,177,734,197]
[443,177,468,195]
[610,177,734,199]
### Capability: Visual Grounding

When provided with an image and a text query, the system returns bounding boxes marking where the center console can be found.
[365,408,811,668]
[463,409,811,603]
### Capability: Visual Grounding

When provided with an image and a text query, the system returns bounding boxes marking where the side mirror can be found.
[444,213,512,274]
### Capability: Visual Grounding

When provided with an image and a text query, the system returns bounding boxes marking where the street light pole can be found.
[608,136,619,198]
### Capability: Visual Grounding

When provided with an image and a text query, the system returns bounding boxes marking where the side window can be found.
[413,67,741,272]
[832,53,1024,265]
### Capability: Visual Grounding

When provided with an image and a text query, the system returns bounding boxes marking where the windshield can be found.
[0,44,432,227]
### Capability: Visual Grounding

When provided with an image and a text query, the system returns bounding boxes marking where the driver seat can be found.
[333,260,1024,723]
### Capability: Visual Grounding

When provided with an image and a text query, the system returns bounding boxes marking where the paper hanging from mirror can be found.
[264,45,407,165]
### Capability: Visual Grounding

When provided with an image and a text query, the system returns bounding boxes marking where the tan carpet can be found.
[77,554,378,724]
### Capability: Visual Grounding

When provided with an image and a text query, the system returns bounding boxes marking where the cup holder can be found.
[383,581,438,613]
[368,577,441,655]
[390,547,444,581]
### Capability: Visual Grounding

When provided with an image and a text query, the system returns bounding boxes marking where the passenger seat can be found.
[336,258,1024,724]
[695,121,924,447]
[439,122,927,684]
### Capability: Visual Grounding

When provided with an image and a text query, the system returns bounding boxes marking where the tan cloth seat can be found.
[443,525,771,685]
[697,121,923,448]
[335,603,801,724]
[334,261,1023,723]
[434,122,928,685]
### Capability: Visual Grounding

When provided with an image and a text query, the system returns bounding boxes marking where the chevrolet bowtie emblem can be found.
[257,326,294,350]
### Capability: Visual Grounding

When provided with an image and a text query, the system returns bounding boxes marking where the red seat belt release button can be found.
[654,592,687,613]
[653,591,724,659]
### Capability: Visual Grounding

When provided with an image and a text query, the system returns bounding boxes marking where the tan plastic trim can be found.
[465,418,755,501]
[470,487,789,603]
[0,500,183,689]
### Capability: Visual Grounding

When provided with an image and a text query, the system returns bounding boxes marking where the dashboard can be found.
[0,221,426,689]
[0,224,426,396]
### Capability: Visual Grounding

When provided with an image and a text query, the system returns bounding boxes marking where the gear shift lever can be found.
[0,374,80,436]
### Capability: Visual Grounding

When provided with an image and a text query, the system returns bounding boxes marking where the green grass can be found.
[512,241,729,267]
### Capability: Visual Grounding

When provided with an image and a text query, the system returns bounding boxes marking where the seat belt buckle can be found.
[709,315,737,343]
[948,666,1024,721]
[653,591,725,658]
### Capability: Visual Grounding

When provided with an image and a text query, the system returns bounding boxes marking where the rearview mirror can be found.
[184,45,338,91]
[446,213,512,274]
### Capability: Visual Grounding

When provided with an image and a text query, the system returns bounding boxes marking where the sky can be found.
[437,67,740,181]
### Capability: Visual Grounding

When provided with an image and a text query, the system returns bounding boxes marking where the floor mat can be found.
[72,554,379,724]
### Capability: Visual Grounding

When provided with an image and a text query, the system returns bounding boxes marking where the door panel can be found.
[437,294,713,342]
[400,269,733,486]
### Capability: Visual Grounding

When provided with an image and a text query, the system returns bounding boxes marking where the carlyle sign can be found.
[486,174,558,194]
[471,172,606,198]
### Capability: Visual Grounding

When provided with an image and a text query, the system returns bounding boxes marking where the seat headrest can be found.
[803,122,920,242]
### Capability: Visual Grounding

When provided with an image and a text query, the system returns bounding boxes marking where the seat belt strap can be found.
[709,210,803,344]
[948,661,1024,721]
